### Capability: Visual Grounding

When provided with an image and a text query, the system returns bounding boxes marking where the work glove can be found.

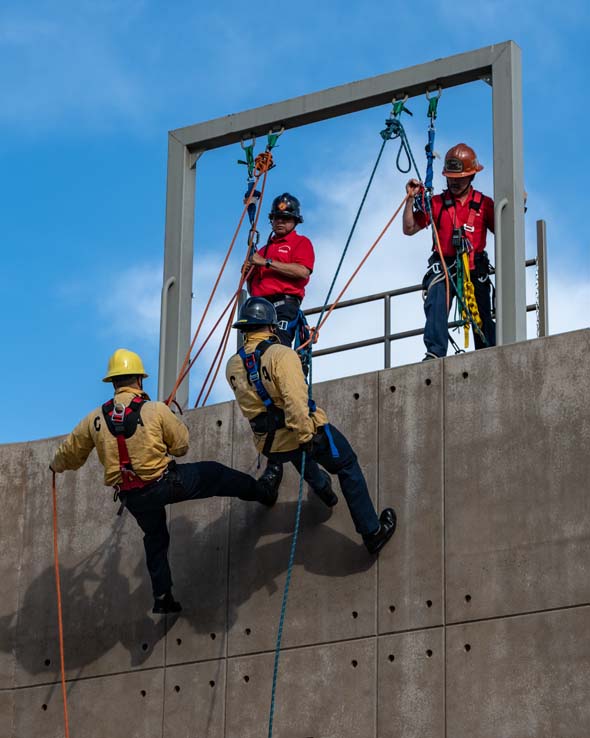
[299,432,322,454]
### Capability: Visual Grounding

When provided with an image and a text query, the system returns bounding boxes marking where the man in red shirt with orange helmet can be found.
[403,143,496,359]
[247,192,314,346]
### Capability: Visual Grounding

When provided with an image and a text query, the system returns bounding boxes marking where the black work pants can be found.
[267,425,380,537]
[268,296,301,346]
[123,462,258,597]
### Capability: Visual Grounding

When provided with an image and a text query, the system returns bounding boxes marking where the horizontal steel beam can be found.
[171,43,512,152]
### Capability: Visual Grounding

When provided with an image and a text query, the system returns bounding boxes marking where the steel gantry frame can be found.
[159,40,525,404]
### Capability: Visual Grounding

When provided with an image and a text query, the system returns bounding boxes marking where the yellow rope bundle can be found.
[461,252,482,347]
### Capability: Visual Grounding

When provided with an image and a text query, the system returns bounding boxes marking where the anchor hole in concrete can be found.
[41,704,48,711]
[351,660,358,668]
[388,605,396,613]
[44,658,51,666]
[389,385,396,393]
[388,654,395,662]
[141,642,148,652]
[174,685,180,693]
[216,420,223,427]
[352,611,359,619]
[426,649,433,658]
[210,633,217,640]
[176,638,182,646]
[425,378,432,386]
[140,690,147,697]
[465,594,472,602]
[353,393,360,400]
[245,628,251,636]
[462,371,469,379]
[209,680,216,688]
[426,600,432,608]
[464,643,471,652]
[243,675,250,683]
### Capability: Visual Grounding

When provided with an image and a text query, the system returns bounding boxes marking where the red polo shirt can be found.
[415,188,494,269]
[249,229,315,299]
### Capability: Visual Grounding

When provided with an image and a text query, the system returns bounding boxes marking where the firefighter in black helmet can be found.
[247,193,315,346]
[227,297,398,555]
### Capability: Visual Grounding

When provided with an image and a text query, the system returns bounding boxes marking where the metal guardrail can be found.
[304,219,548,368]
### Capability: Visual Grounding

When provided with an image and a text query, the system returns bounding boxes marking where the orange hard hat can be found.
[442,144,484,178]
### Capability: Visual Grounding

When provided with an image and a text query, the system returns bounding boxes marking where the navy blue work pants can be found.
[267,424,380,538]
[423,260,496,358]
[123,462,257,597]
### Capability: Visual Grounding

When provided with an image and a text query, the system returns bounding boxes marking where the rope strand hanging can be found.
[166,129,282,408]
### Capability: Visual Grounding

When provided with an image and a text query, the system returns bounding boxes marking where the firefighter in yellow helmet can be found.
[50,348,280,614]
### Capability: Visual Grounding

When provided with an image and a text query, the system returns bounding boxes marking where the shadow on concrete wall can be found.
[0,494,373,680]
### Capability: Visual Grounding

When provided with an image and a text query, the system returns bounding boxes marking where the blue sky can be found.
[1,0,588,443]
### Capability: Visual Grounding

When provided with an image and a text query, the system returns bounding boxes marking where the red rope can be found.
[52,471,71,738]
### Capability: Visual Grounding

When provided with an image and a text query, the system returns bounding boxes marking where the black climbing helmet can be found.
[268,192,303,223]
[232,297,278,330]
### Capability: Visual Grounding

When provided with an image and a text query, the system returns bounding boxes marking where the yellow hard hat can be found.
[102,349,148,383]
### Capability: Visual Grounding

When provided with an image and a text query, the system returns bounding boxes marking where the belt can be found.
[265,293,302,307]
[113,468,168,499]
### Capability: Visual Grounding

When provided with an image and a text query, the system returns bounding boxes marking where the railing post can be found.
[384,295,391,368]
[536,220,549,337]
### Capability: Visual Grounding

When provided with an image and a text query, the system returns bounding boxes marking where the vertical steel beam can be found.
[492,42,526,345]
[384,295,391,369]
[158,134,197,405]
[536,219,549,337]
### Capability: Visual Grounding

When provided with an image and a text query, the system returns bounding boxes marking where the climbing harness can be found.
[51,471,71,738]
[102,397,149,493]
[239,338,339,460]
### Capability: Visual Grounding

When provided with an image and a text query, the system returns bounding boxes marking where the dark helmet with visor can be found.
[232,297,278,330]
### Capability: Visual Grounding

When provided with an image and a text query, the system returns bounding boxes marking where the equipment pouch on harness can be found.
[250,406,286,435]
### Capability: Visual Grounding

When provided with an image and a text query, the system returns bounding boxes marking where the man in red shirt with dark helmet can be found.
[403,143,496,359]
[247,192,314,346]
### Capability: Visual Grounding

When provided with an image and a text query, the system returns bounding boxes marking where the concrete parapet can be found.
[0,329,588,737]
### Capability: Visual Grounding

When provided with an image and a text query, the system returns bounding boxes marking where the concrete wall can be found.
[1,329,588,738]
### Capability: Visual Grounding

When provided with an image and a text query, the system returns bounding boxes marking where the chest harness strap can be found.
[102,396,150,495]
[436,189,483,251]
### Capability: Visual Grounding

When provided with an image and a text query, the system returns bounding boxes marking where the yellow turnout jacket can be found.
[51,387,189,486]
[226,330,329,454]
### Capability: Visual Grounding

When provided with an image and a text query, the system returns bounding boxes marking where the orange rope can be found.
[196,296,237,407]
[194,165,271,407]
[52,471,71,738]
[173,289,239,395]
[297,194,409,353]
[165,173,263,406]
[430,216,451,311]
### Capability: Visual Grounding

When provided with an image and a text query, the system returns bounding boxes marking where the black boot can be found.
[310,470,338,508]
[153,591,182,614]
[256,461,283,507]
[363,508,397,555]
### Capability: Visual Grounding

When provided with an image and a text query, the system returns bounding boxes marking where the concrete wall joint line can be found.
[442,359,448,738]
[447,601,590,629]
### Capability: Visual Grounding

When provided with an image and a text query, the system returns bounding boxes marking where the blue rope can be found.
[313,137,388,333]
[267,449,307,738]
[267,108,421,735]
